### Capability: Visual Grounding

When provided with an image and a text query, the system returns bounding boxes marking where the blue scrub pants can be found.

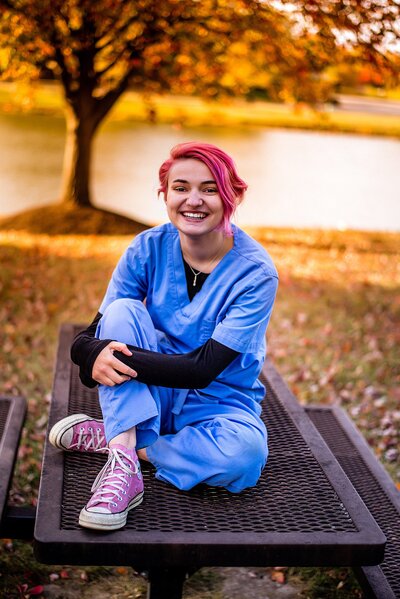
[96,298,268,493]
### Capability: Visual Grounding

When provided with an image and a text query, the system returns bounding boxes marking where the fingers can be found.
[103,373,132,386]
[118,344,134,357]
[109,342,132,356]
[110,356,137,380]
[108,343,137,378]
[92,342,137,386]
[94,367,133,387]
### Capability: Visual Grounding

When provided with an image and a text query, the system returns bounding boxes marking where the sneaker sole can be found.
[78,492,144,531]
[49,414,104,450]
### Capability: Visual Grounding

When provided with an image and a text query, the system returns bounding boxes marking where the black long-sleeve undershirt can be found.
[71,313,239,389]
[115,338,238,389]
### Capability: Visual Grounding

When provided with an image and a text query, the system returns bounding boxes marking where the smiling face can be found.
[165,158,224,239]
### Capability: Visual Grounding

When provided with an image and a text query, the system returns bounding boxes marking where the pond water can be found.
[1,112,399,231]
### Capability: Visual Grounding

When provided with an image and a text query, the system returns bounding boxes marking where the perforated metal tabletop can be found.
[34,324,385,570]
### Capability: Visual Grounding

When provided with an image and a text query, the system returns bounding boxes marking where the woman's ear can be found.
[158,191,167,204]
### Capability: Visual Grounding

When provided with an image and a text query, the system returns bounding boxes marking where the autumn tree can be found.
[0,0,399,210]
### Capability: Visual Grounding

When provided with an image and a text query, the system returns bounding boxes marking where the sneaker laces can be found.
[89,447,139,508]
[71,425,105,451]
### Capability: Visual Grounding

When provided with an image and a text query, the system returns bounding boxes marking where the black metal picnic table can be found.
[33,324,386,599]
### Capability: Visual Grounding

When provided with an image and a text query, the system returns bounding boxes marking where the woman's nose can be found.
[186,190,203,206]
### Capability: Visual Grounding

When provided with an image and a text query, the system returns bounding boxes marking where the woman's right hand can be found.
[92,342,137,386]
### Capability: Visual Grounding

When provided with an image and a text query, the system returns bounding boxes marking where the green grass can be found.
[1,80,400,138]
[288,567,364,598]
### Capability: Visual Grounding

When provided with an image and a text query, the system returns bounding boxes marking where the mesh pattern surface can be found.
[0,399,11,443]
[60,365,356,534]
[307,408,400,598]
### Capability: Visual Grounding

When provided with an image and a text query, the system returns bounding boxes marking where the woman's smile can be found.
[181,211,207,221]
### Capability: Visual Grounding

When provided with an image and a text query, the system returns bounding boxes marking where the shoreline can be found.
[1,81,400,139]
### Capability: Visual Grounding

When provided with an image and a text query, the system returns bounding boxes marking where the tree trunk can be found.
[59,107,98,207]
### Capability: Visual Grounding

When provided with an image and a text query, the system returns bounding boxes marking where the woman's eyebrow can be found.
[172,179,217,184]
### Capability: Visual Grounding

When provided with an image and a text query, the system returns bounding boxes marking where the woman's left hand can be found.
[92,341,137,386]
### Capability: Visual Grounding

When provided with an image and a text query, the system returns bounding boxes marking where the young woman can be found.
[49,142,278,531]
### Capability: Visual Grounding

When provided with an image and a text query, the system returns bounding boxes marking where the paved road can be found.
[336,94,400,116]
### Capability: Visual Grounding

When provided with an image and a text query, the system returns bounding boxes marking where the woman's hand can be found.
[92,342,137,386]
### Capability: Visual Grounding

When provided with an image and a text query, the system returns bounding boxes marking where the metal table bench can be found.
[0,395,28,537]
[306,405,400,599]
[34,324,386,598]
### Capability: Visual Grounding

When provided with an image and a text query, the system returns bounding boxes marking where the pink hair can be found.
[158,142,248,236]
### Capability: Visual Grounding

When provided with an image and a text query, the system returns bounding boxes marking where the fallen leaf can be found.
[270,570,286,584]
[27,586,44,596]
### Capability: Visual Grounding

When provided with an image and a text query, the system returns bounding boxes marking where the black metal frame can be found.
[0,396,27,521]
[306,405,400,599]
[0,395,35,540]
[0,505,36,539]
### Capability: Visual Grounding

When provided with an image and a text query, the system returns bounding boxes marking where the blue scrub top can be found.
[99,223,278,417]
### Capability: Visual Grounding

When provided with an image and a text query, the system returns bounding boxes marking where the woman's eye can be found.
[173,186,186,192]
[204,187,218,194]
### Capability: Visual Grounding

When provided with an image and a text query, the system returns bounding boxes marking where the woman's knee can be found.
[232,432,267,475]
[212,423,268,487]
[102,298,145,324]
[97,298,157,348]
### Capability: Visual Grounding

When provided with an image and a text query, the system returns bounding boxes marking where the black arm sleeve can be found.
[114,338,238,389]
[71,313,239,389]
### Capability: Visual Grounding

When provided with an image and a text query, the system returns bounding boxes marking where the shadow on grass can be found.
[0,204,148,235]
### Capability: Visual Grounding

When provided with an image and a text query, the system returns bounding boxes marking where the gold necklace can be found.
[188,264,202,287]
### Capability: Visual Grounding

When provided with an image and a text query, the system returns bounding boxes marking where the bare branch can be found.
[54,7,71,32]
[95,12,139,51]
[92,67,132,127]
[95,46,130,78]
[53,46,76,101]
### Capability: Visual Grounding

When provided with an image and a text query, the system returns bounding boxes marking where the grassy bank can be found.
[1,81,400,138]
[1,224,399,597]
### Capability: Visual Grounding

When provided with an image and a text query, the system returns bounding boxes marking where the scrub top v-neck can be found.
[170,229,235,317]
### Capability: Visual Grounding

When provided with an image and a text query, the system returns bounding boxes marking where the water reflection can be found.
[1,113,399,231]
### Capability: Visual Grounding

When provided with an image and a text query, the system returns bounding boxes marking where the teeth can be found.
[183,212,206,219]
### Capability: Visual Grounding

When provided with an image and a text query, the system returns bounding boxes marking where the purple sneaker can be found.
[49,414,107,453]
[79,444,144,530]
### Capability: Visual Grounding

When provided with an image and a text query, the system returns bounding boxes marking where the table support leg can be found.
[146,568,187,599]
